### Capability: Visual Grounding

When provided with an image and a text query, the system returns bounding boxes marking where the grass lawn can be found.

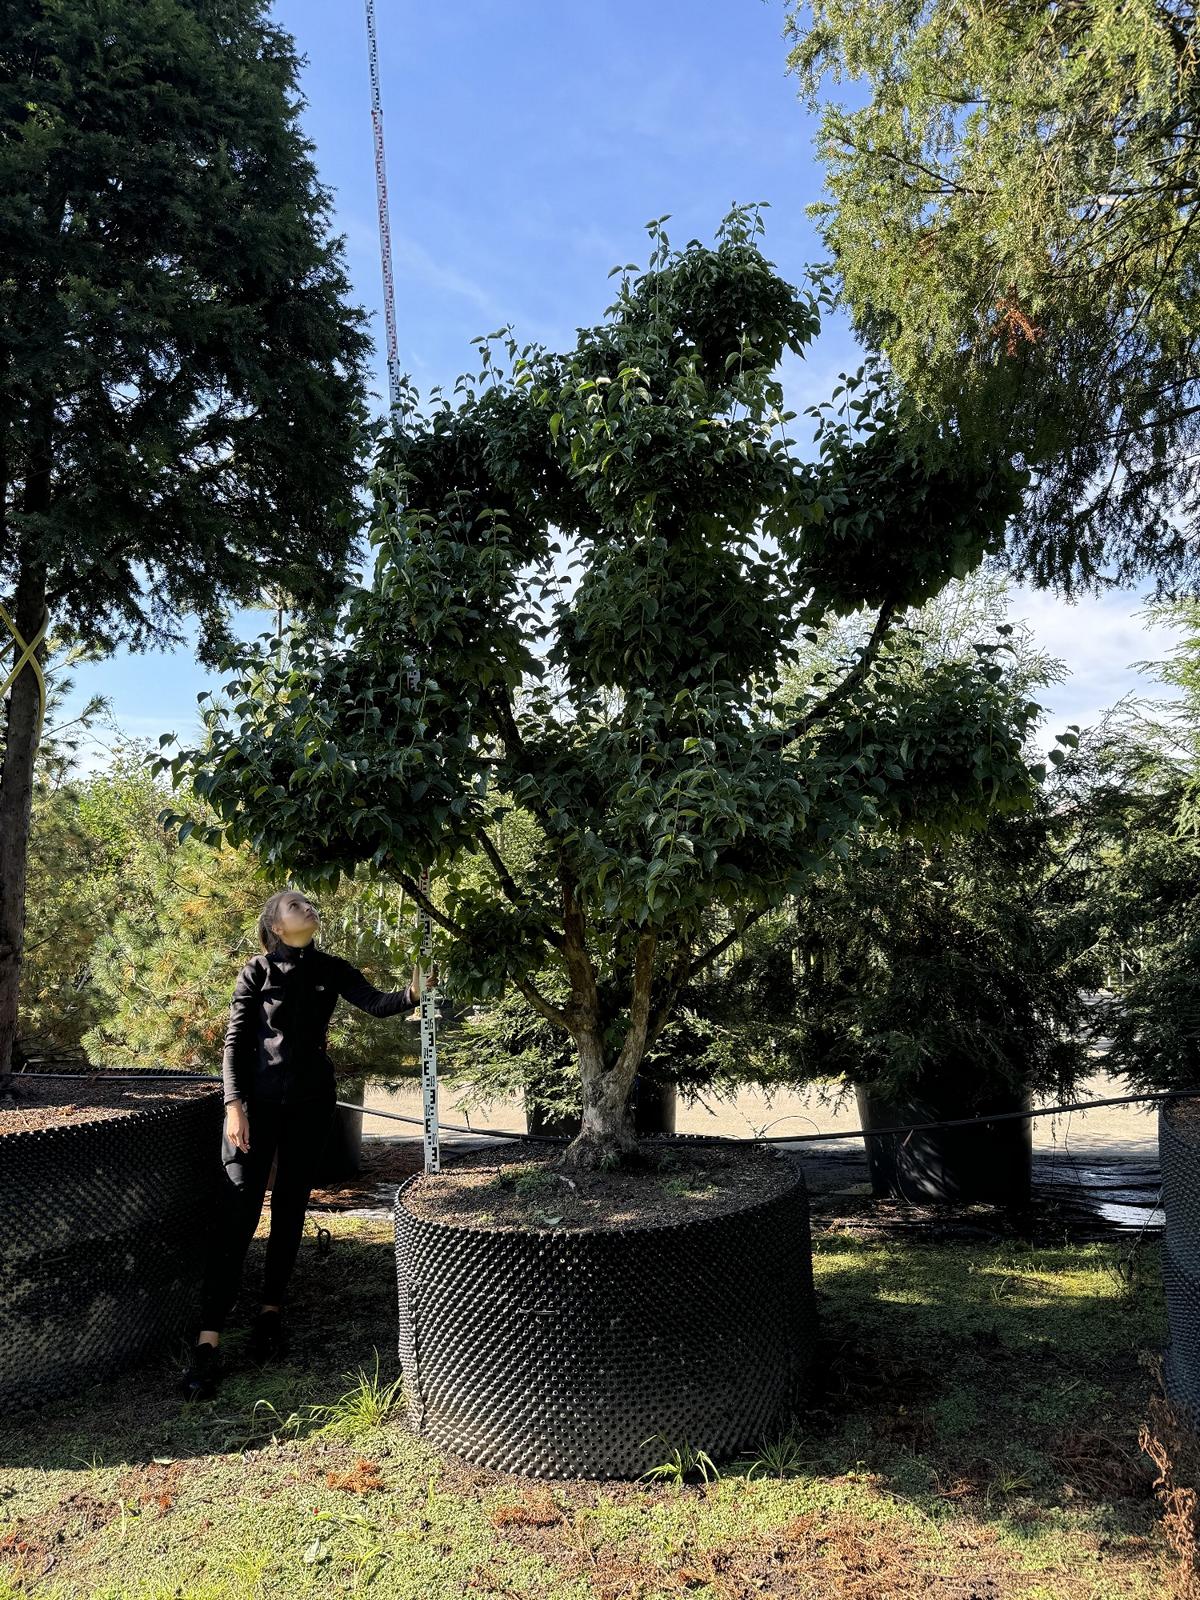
[0,1211,1182,1599]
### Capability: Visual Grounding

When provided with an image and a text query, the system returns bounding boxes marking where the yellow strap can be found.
[0,601,48,743]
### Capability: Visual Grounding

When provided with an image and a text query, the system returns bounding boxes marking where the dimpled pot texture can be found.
[1161,1098,1200,1424]
[0,1073,224,1411]
[394,1144,818,1479]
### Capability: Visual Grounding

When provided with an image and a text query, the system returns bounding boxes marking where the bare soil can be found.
[399,1140,798,1231]
[0,1076,219,1135]
[308,1138,426,1208]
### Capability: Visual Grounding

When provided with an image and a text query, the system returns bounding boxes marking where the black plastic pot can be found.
[394,1145,817,1479]
[854,1075,1032,1207]
[0,1073,224,1411]
[317,1079,365,1181]
[1160,1100,1200,1423]
[524,1076,678,1140]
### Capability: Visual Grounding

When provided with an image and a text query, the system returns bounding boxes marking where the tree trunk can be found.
[559,1024,641,1171]
[0,558,48,1088]
[559,934,657,1172]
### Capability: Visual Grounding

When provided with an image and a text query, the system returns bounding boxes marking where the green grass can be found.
[0,1214,1180,1599]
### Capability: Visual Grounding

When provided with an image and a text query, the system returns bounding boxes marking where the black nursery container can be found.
[0,1074,224,1412]
[316,1080,365,1181]
[855,1077,1032,1207]
[394,1147,817,1479]
[1160,1099,1200,1423]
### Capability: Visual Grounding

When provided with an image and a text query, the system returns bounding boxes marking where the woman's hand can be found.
[225,1100,251,1154]
[410,960,440,998]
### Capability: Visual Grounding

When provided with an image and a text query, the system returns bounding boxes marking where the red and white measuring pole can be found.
[365,0,439,1174]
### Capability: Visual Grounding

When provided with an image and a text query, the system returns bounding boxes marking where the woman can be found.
[181,888,432,1399]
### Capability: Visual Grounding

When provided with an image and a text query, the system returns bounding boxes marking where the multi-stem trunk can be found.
[0,557,48,1089]
[559,931,657,1172]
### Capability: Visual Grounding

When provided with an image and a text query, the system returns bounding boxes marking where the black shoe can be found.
[180,1341,222,1401]
[247,1308,288,1363]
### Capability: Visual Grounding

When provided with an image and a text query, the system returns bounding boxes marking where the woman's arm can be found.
[332,956,416,1019]
[221,960,264,1104]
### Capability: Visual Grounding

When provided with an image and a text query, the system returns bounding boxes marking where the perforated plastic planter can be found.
[318,1079,365,1181]
[0,1073,224,1412]
[394,1148,817,1479]
[1160,1100,1200,1424]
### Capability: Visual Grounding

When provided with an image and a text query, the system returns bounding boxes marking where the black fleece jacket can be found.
[221,942,414,1105]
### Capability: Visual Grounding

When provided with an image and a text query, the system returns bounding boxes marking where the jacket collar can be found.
[268,940,317,964]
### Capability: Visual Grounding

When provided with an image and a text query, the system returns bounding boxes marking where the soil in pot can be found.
[0,1076,219,1134]
[401,1140,791,1231]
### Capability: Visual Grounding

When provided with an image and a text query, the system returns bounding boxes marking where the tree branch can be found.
[684,904,773,985]
[475,828,565,950]
[485,683,562,840]
[476,830,522,905]
[560,872,600,1020]
[645,943,695,1050]
[511,972,570,1031]
[392,870,470,941]
[613,933,657,1079]
[768,600,897,750]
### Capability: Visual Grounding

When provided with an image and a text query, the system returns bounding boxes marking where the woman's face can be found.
[272,892,320,947]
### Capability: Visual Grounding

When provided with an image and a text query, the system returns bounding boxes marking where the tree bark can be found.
[560,1022,640,1171]
[560,930,658,1172]
[0,557,49,1086]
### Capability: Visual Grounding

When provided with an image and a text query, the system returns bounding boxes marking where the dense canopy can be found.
[167,212,1050,1164]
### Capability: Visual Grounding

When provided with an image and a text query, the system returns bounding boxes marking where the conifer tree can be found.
[0,0,370,1082]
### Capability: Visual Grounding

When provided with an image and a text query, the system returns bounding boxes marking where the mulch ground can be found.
[398,1141,798,1231]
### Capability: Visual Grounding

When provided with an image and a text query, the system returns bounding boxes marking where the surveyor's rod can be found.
[365,0,401,413]
[365,0,439,1172]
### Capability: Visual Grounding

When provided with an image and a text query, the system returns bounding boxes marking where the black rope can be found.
[343,1086,1200,1148]
[17,1070,1198,1149]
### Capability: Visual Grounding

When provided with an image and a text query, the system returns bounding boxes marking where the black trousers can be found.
[197,1093,335,1332]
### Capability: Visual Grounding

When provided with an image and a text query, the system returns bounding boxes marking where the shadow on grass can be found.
[723,1231,1169,1547]
[0,1219,1172,1554]
[0,1225,401,1473]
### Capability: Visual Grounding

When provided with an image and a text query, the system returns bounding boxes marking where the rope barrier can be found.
[0,602,48,742]
[18,1071,1195,1148]
[338,1085,1200,1148]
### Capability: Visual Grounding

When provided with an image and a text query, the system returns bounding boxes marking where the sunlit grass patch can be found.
[0,1219,1177,1599]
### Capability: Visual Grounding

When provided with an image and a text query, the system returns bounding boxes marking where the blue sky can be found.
[57,0,1177,768]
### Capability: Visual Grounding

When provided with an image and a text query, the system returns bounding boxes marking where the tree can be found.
[785,0,1200,592]
[1085,601,1200,1090]
[0,0,371,1083]
[80,778,421,1076]
[721,779,1098,1107]
[626,575,1097,1108]
[19,742,422,1074]
[165,210,1051,1170]
[16,646,108,1061]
